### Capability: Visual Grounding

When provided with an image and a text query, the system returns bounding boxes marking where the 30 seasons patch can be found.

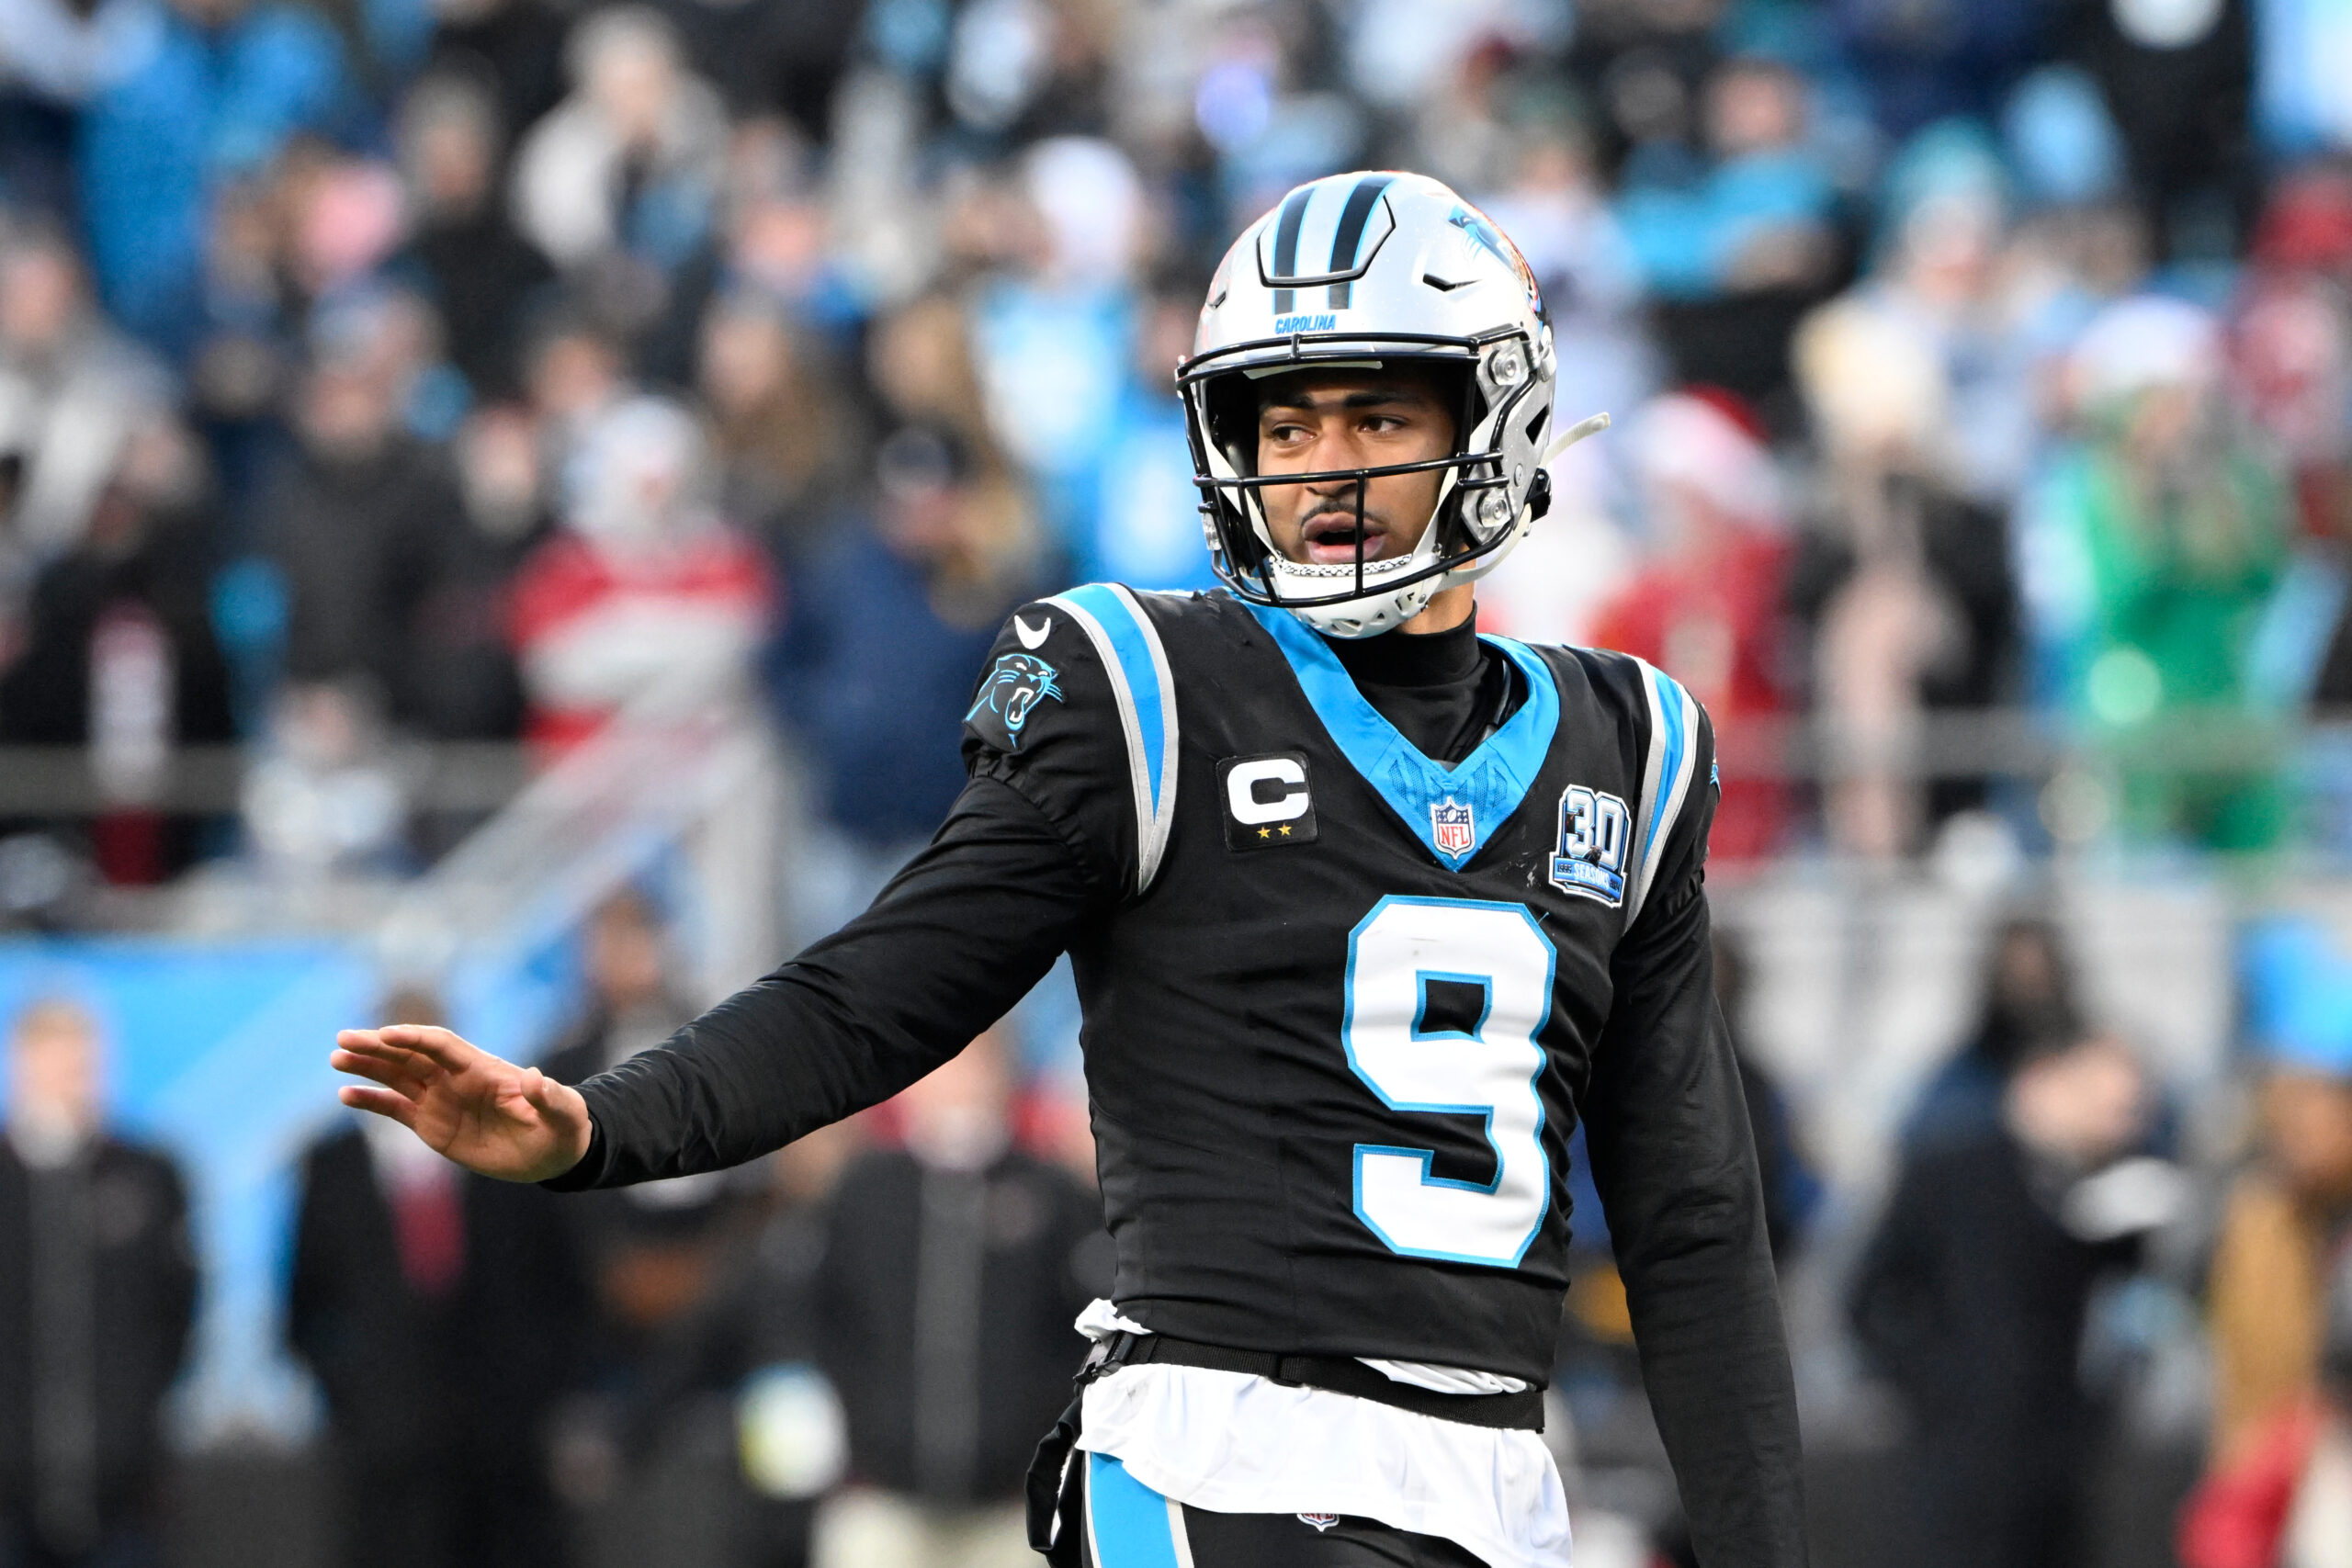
[1548,783,1631,906]
[1219,751,1317,851]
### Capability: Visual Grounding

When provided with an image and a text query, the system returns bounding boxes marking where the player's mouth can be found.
[1301,512,1390,564]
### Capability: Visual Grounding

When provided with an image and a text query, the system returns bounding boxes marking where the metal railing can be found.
[0,706,2321,825]
[0,740,531,816]
[1711,707,2316,782]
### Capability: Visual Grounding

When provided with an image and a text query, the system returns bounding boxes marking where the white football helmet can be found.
[1181,171,1563,638]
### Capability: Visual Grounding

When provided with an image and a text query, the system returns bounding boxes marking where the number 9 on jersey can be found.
[1342,897,1556,1268]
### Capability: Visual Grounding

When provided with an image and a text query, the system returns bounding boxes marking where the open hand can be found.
[331,1024,593,1184]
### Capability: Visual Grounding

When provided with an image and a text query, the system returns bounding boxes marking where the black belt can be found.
[1024,1329,1544,1562]
[1089,1331,1546,1430]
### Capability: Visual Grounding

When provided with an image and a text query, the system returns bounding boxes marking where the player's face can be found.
[1256,372,1457,567]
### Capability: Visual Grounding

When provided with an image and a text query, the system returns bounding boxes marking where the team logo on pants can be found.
[1297,1514,1340,1532]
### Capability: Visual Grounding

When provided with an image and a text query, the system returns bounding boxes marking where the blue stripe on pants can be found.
[1087,1452,1182,1568]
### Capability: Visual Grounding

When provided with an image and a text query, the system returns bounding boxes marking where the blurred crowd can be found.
[27,889,2352,1568]
[13,0,2352,1561]
[6,887,1114,1568]
[0,0,2346,902]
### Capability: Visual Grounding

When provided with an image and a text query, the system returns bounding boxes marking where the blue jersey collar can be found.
[1243,602,1559,869]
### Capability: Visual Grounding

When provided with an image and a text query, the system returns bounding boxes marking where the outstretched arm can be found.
[548,774,1097,1188]
[331,774,1099,1186]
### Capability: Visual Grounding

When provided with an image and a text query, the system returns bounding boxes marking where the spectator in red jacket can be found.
[508,395,775,751]
[1590,389,1792,861]
[2181,1242,2352,1568]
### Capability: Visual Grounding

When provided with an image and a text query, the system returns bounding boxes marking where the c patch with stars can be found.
[1218,752,1317,852]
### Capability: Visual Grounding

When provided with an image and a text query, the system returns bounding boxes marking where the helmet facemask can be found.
[1181,335,1550,637]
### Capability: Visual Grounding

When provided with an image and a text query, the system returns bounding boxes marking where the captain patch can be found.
[1219,752,1317,851]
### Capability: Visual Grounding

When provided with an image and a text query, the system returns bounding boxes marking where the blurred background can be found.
[3,0,2352,1565]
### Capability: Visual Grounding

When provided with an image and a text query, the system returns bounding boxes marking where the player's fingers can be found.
[333,1032,437,1069]
[519,1070,592,1157]
[519,1067,581,1114]
[338,1085,421,1128]
[334,1030,409,1062]
[327,1048,428,1092]
[376,1023,481,1073]
[515,1067,571,1125]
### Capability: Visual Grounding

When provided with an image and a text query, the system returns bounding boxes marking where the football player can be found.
[331,172,1804,1568]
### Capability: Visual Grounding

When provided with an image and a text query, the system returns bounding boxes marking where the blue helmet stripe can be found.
[1270,184,1315,315]
[1326,173,1396,309]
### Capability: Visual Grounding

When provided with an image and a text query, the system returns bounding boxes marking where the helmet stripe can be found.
[1269,185,1315,315]
[1325,174,1396,310]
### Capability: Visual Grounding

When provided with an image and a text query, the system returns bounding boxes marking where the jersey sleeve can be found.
[1585,691,1808,1568]
[959,583,1180,901]
[548,773,1094,1190]
[1621,656,1712,926]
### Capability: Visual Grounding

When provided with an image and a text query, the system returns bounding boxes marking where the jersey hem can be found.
[1076,1365,1571,1568]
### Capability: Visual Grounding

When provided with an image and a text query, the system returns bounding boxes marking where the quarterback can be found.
[331,172,1804,1568]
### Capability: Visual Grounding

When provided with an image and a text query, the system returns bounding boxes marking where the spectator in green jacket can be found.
[2033,294,2291,852]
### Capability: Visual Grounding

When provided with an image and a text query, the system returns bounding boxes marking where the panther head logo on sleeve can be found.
[966,652,1065,750]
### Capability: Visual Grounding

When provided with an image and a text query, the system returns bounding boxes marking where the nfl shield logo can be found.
[1430,796,1476,857]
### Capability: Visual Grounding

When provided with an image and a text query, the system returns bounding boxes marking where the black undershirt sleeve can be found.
[544,774,1099,1190]
[1584,716,1807,1568]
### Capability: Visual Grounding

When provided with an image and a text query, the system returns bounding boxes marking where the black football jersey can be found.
[958,584,1715,1384]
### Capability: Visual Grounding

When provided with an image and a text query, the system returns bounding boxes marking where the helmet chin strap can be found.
[1263,492,1451,638]
[1543,411,1612,465]
[1430,410,1613,594]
